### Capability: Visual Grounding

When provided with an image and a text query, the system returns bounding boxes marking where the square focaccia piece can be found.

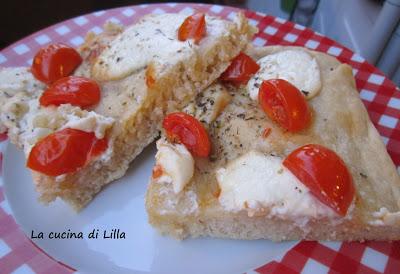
[0,13,256,210]
[146,46,400,241]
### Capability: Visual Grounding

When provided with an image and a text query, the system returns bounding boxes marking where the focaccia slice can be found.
[146,46,400,241]
[0,13,256,210]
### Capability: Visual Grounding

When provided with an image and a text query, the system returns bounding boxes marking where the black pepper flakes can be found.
[360,172,368,179]
[301,90,310,96]
[155,28,166,36]
[196,101,207,108]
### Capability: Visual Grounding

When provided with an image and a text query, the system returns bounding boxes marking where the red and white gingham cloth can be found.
[0,3,399,274]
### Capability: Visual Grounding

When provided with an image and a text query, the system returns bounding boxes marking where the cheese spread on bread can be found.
[247,49,321,100]
[93,14,233,81]
[155,138,194,193]
[216,151,336,219]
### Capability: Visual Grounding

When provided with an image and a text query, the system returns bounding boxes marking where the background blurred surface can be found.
[2,0,399,85]
[0,0,295,49]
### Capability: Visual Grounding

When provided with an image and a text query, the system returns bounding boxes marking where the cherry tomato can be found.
[163,112,211,157]
[31,43,82,84]
[258,79,311,132]
[219,52,260,85]
[27,128,108,176]
[283,144,354,216]
[178,13,206,44]
[39,76,100,108]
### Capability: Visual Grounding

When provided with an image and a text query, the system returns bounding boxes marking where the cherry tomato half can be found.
[178,13,206,44]
[39,76,101,108]
[31,43,82,84]
[163,112,211,157]
[219,52,260,86]
[283,144,354,216]
[27,128,108,177]
[258,79,311,132]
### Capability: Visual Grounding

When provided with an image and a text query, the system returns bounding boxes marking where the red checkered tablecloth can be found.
[0,3,399,274]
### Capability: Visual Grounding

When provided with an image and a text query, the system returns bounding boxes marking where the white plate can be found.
[3,142,296,274]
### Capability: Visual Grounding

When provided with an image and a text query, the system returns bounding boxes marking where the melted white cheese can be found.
[247,50,321,100]
[216,151,336,219]
[61,108,114,139]
[369,207,400,226]
[93,13,232,81]
[155,138,194,194]
[19,102,114,155]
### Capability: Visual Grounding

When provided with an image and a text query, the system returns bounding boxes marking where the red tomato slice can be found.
[27,128,108,177]
[39,76,101,108]
[258,79,311,132]
[31,43,82,84]
[178,13,206,44]
[163,112,211,157]
[219,52,260,86]
[283,144,354,216]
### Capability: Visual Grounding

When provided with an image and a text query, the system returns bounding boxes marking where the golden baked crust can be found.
[1,14,256,210]
[146,46,400,241]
